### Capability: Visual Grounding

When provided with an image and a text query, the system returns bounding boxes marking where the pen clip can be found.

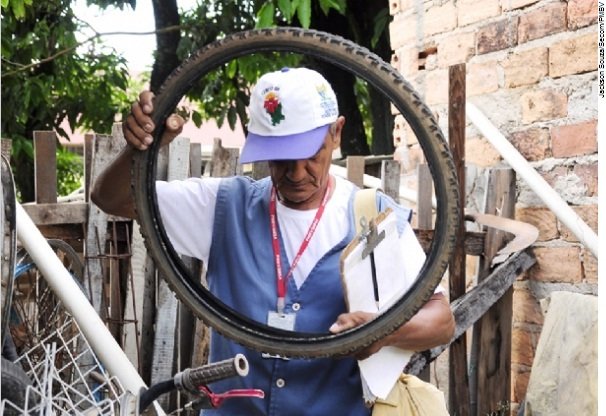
[360,217,385,259]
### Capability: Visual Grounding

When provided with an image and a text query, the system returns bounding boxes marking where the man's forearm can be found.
[90,145,139,219]
[384,293,455,351]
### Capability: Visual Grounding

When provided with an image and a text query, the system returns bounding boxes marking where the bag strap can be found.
[353,188,379,235]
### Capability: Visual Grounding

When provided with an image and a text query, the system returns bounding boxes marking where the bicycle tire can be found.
[0,356,38,415]
[9,239,86,359]
[1,155,17,352]
[132,27,460,358]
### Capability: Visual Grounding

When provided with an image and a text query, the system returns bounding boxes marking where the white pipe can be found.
[15,204,149,396]
[329,164,437,208]
[466,103,598,259]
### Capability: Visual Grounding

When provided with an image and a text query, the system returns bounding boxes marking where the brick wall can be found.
[389,0,598,412]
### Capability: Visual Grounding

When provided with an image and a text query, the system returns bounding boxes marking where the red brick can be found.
[512,326,540,367]
[424,68,449,105]
[511,364,531,403]
[465,136,502,166]
[528,246,583,283]
[573,163,598,196]
[457,0,501,27]
[567,0,598,29]
[551,120,597,157]
[559,204,597,243]
[549,33,598,78]
[424,1,457,37]
[390,0,402,15]
[518,2,567,43]
[466,61,499,96]
[477,18,518,54]
[502,47,548,88]
[502,0,539,11]
[437,31,476,67]
[389,13,417,49]
[510,127,551,161]
[513,283,545,325]
[516,206,558,241]
[584,249,597,283]
[520,89,568,124]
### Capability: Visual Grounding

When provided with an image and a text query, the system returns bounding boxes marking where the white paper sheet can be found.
[340,210,417,401]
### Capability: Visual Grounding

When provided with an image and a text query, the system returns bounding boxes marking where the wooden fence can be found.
[3,65,537,415]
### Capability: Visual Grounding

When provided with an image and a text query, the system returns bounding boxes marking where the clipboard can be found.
[339,207,416,403]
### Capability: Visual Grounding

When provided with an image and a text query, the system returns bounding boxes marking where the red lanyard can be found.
[269,180,331,313]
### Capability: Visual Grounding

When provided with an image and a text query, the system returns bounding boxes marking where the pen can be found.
[369,250,380,310]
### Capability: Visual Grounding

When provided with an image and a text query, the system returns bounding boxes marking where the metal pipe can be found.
[466,103,598,259]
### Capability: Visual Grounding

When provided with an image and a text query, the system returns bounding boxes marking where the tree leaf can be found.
[256,1,275,28]
[276,0,292,22]
[296,0,311,28]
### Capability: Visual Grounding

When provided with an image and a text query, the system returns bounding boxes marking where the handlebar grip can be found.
[175,353,249,394]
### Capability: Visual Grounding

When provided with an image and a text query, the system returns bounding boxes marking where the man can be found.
[92,67,454,415]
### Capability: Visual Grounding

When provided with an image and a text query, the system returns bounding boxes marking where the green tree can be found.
[1,0,132,201]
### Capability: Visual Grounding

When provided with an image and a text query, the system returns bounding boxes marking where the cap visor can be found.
[240,124,330,164]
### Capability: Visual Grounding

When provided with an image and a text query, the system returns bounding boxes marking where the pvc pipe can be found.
[329,164,437,208]
[15,204,151,399]
[466,103,598,259]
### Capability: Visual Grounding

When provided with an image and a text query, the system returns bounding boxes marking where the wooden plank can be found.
[447,62,470,416]
[189,142,202,178]
[380,160,400,199]
[415,163,433,382]
[346,156,365,188]
[84,133,95,202]
[417,164,433,229]
[85,126,125,315]
[151,136,190,411]
[123,220,157,384]
[21,202,87,224]
[473,168,516,415]
[415,229,485,256]
[209,138,240,177]
[405,249,536,376]
[33,131,57,204]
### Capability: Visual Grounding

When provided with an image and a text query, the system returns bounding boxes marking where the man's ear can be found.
[331,116,346,148]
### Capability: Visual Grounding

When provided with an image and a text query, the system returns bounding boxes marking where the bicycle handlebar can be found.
[175,353,249,394]
[138,354,249,413]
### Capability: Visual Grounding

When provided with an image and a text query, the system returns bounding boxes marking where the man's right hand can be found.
[123,90,185,150]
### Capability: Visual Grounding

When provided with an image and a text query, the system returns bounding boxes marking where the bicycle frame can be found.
[15,203,165,416]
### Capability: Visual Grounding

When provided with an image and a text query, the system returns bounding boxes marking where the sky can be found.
[73,0,199,72]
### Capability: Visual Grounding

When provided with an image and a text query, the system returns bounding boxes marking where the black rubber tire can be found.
[1,155,17,354]
[132,27,460,358]
[9,239,86,359]
[1,356,37,414]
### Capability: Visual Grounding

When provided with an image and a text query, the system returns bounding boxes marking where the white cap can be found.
[240,67,339,164]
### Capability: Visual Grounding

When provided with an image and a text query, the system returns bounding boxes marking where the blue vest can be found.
[203,176,410,415]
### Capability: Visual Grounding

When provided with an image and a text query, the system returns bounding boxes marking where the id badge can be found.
[267,311,296,331]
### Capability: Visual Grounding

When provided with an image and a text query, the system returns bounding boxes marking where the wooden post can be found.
[346,156,365,188]
[189,143,203,178]
[33,131,57,204]
[84,134,95,202]
[380,160,400,199]
[448,63,471,416]
[85,127,125,315]
[472,168,515,415]
[209,138,241,177]
[151,136,190,411]
[416,163,433,383]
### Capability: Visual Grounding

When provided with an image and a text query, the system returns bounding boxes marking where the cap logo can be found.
[263,90,285,126]
[316,84,338,119]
